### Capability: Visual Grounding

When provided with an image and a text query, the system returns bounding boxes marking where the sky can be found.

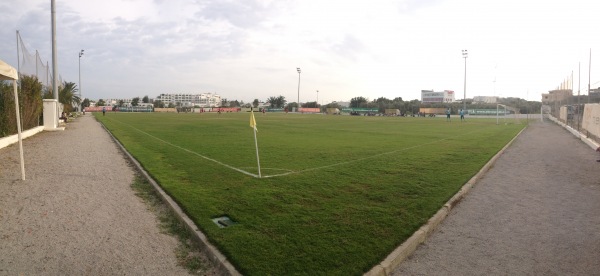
[1,0,599,104]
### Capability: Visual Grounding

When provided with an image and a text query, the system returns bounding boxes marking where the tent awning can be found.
[0,59,18,81]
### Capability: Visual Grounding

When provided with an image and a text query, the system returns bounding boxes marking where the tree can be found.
[19,76,44,129]
[285,102,298,111]
[142,95,149,103]
[118,100,124,107]
[267,95,286,108]
[131,97,140,106]
[325,102,341,109]
[302,101,318,108]
[58,81,81,112]
[154,100,165,108]
[97,99,106,106]
[81,98,90,108]
[404,99,421,115]
[350,96,368,108]
[374,97,392,104]
[167,102,175,108]
[253,99,259,108]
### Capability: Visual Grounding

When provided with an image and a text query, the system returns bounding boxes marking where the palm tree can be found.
[58,81,81,112]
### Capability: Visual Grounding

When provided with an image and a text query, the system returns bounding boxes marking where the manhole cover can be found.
[212,216,237,228]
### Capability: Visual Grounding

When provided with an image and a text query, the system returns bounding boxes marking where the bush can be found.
[0,75,44,138]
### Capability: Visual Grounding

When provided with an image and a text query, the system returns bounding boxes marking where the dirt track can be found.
[0,115,193,275]
[394,119,600,275]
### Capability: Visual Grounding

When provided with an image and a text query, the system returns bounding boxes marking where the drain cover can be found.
[212,216,237,228]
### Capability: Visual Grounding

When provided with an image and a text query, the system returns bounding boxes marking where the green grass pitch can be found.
[94,112,525,275]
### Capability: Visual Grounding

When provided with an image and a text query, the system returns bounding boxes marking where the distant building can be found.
[421,90,455,103]
[333,101,350,108]
[542,89,572,105]
[473,96,498,104]
[155,93,222,107]
[104,98,132,106]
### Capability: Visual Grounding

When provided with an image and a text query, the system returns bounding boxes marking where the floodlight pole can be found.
[78,49,84,110]
[462,49,468,112]
[51,0,58,100]
[297,67,301,110]
[316,90,319,106]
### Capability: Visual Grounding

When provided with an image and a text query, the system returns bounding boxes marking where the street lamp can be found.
[316,90,319,106]
[79,49,84,110]
[462,49,468,112]
[297,67,301,110]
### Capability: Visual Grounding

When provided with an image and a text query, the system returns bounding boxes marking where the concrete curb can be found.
[98,120,242,276]
[0,126,44,150]
[365,125,528,276]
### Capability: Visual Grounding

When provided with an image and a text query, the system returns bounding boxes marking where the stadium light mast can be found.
[78,49,84,110]
[316,90,319,106]
[296,68,301,110]
[51,0,58,100]
[462,49,468,112]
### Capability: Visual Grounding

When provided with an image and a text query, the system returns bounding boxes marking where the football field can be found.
[95,112,526,275]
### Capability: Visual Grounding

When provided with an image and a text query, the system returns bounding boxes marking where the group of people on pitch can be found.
[446,108,466,122]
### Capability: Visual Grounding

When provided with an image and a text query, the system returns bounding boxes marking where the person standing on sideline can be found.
[446,108,451,121]
[460,109,465,121]
[102,106,106,116]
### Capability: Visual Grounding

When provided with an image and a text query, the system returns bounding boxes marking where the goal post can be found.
[496,104,521,125]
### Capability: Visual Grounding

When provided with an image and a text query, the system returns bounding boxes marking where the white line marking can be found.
[103,116,496,179]
[104,117,259,178]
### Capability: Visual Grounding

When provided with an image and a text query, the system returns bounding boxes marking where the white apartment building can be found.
[104,98,133,106]
[155,93,222,107]
[421,90,455,103]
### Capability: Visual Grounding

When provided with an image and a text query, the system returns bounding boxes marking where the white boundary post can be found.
[13,79,26,180]
[1,59,26,180]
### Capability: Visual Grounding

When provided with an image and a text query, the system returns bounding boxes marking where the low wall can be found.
[581,103,600,144]
[419,108,446,114]
[385,109,400,115]
[0,126,44,150]
[560,106,568,122]
[298,108,320,113]
[154,108,177,113]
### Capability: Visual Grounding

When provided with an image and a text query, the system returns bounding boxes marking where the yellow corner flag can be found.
[250,111,258,132]
[250,110,261,178]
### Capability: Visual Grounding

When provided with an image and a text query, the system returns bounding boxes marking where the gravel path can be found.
[393,119,600,275]
[0,115,191,275]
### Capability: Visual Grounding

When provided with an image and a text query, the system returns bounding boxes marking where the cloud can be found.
[2,0,599,103]
[200,1,268,28]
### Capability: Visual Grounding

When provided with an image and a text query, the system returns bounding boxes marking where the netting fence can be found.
[17,31,63,88]
[0,32,62,138]
[545,92,600,132]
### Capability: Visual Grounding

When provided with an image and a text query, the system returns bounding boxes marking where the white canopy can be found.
[0,59,18,80]
[0,59,26,180]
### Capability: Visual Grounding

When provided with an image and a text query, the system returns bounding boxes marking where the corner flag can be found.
[250,111,261,178]
[250,111,258,132]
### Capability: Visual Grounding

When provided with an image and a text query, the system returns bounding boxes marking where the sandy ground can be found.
[0,115,194,275]
[394,119,600,275]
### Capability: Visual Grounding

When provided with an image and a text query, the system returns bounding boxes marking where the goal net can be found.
[496,104,521,124]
